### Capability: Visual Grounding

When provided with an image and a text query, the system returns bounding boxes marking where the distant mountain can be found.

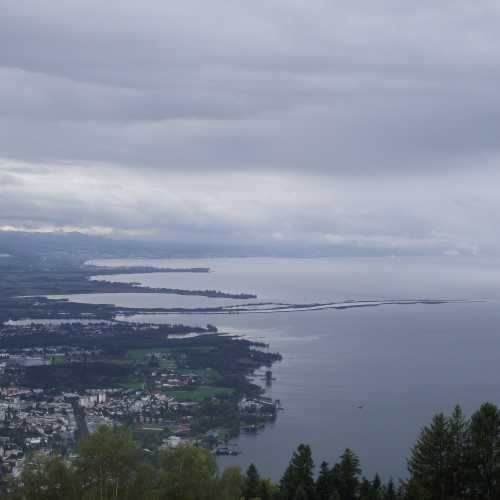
[0,230,438,261]
[0,231,265,261]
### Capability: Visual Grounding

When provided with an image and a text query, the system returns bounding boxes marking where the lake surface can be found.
[60,257,500,480]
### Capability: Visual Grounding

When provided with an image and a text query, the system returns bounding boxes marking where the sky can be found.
[1,1,500,255]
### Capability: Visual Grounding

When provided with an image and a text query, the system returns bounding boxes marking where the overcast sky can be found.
[2,1,500,255]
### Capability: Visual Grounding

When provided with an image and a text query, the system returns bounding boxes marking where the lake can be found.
[57,256,500,480]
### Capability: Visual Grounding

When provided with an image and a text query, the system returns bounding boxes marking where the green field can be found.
[100,357,132,365]
[122,381,146,390]
[164,386,234,402]
[126,348,173,361]
[178,368,220,383]
[51,356,68,365]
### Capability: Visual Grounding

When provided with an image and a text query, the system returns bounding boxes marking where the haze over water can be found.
[61,256,500,480]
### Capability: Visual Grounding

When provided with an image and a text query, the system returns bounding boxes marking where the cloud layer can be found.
[1,1,500,254]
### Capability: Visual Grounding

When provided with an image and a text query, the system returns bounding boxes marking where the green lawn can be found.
[100,357,132,365]
[179,368,220,383]
[122,381,146,390]
[126,348,173,361]
[51,356,68,365]
[164,386,234,402]
[158,360,177,369]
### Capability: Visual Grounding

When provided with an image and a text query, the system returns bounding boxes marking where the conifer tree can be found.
[384,478,397,500]
[316,462,333,500]
[280,444,315,500]
[359,477,372,499]
[244,463,261,500]
[294,484,309,500]
[336,448,361,500]
[407,413,453,500]
[448,404,469,497]
[469,402,500,499]
[369,473,383,500]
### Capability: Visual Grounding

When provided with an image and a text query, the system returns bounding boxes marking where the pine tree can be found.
[407,413,453,500]
[244,463,261,500]
[384,478,397,500]
[316,462,333,500]
[398,479,421,500]
[448,404,469,497]
[355,475,382,500]
[280,444,315,500]
[370,474,383,500]
[329,463,341,495]
[294,484,309,500]
[336,448,361,500]
[469,402,500,499]
[359,477,372,499]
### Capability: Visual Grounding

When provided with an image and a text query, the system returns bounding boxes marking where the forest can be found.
[6,402,500,500]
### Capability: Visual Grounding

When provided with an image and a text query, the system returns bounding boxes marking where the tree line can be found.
[6,402,500,500]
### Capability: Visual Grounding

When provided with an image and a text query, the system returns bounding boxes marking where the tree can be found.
[359,478,372,499]
[469,402,500,499]
[158,444,218,500]
[293,484,309,500]
[336,448,361,500]
[75,425,141,500]
[316,462,333,500]
[447,405,470,497]
[218,466,244,500]
[14,400,500,500]
[280,444,315,500]
[368,474,383,500]
[15,453,78,500]
[407,413,453,500]
[124,462,157,500]
[244,463,261,499]
[260,478,280,500]
[398,478,421,500]
[383,478,397,500]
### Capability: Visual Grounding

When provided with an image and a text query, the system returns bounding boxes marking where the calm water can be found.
[58,257,500,480]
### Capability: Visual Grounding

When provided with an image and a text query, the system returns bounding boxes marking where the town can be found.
[0,320,282,483]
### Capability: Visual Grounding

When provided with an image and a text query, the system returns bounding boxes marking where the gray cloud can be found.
[0,162,498,255]
[2,1,500,171]
[1,1,500,253]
